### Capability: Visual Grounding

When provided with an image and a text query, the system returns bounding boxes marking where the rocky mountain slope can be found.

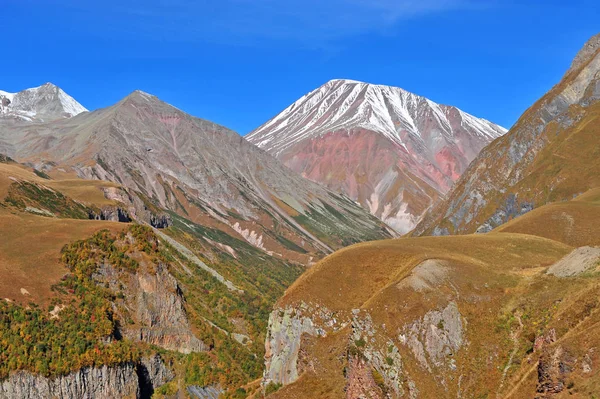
[260,189,600,398]
[0,89,391,256]
[247,79,506,233]
[0,83,87,122]
[413,33,600,236]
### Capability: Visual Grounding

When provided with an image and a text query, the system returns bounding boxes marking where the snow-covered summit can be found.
[247,79,507,156]
[0,83,87,122]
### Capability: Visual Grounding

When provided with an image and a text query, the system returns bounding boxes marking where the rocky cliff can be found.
[92,230,207,354]
[0,355,172,399]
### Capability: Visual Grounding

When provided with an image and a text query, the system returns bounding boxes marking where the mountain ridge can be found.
[413,32,600,236]
[0,85,392,258]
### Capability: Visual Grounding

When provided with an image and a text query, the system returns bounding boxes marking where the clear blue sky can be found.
[2,0,598,133]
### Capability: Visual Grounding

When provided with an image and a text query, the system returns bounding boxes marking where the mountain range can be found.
[248,79,506,233]
[0,81,390,397]
[1,32,600,399]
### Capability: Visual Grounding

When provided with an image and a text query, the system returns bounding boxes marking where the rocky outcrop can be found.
[350,310,409,398]
[345,356,385,399]
[148,213,172,228]
[263,303,348,387]
[187,385,223,399]
[0,356,172,399]
[546,246,600,277]
[93,234,207,354]
[475,194,534,233]
[99,186,171,228]
[400,301,465,371]
[534,329,573,398]
[88,206,132,222]
[263,307,320,386]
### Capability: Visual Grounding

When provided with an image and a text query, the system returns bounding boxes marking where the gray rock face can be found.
[0,356,172,399]
[546,246,600,277]
[88,206,132,222]
[263,307,319,386]
[187,385,223,399]
[98,187,171,229]
[568,33,600,76]
[351,311,407,397]
[475,194,534,233]
[401,301,465,370]
[93,242,207,354]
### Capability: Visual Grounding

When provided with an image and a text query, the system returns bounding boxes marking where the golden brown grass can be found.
[281,232,571,311]
[0,164,128,305]
[495,188,600,247]
[0,163,120,206]
[0,208,126,305]
[274,184,600,397]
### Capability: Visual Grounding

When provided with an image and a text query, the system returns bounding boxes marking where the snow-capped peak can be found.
[0,83,87,122]
[247,79,507,156]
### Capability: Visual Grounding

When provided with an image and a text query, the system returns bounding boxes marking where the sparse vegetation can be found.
[4,180,91,219]
[33,168,51,180]
[265,382,283,396]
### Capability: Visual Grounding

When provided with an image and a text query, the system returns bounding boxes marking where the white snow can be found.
[0,83,87,120]
[247,79,508,156]
[0,90,15,102]
[57,87,88,115]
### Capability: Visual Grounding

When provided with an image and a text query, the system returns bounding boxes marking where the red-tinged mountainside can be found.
[413,33,600,236]
[247,79,506,233]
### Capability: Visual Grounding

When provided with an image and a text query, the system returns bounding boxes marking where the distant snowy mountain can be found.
[247,79,507,233]
[0,83,87,121]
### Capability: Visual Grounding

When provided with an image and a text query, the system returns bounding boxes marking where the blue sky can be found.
[2,0,598,133]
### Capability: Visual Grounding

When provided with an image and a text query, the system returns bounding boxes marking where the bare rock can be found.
[546,246,600,277]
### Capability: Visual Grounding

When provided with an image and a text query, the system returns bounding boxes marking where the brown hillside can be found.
[265,191,600,398]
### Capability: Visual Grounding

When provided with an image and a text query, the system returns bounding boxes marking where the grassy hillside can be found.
[494,187,600,247]
[266,190,600,398]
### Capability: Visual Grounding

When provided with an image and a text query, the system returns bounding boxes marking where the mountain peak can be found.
[568,33,600,75]
[121,90,160,104]
[248,80,506,233]
[0,83,87,121]
[326,78,365,85]
[248,79,506,157]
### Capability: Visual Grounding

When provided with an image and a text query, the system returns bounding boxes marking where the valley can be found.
[0,15,599,399]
